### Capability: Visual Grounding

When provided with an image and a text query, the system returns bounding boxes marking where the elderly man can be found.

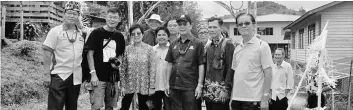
[142,14,163,46]
[42,1,84,110]
[269,48,294,110]
[230,13,273,110]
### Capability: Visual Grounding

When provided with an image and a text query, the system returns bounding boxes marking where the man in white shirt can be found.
[42,1,84,110]
[269,48,294,110]
[230,13,273,110]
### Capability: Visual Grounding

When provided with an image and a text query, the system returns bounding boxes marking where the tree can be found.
[182,1,203,37]
[299,7,307,15]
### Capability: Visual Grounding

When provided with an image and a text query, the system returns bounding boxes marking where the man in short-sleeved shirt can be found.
[230,13,273,110]
[165,15,205,110]
[85,8,126,110]
[42,1,84,110]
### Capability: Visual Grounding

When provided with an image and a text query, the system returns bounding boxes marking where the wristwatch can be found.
[89,70,96,74]
[263,93,270,96]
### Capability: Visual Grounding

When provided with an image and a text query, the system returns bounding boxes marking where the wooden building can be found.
[224,14,300,57]
[284,1,353,64]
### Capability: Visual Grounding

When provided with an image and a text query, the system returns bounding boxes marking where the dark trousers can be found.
[48,74,81,110]
[121,93,149,110]
[231,100,260,110]
[169,89,198,110]
[206,101,230,110]
[269,97,288,110]
[197,99,202,110]
[307,92,326,108]
[150,91,166,110]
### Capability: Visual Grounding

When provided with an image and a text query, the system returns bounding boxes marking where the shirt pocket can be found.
[57,36,71,49]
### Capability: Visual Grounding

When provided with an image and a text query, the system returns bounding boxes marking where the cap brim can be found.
[146,19,163,24]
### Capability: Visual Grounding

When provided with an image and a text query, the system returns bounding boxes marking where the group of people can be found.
[42,1,303,110]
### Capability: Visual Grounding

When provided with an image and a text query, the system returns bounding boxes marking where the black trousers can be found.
[48,74,81,110]
[206,101,230,110]
[269,97,288,110]
[231,100,260,110]
[121,93,149,110]
[169,89,198,110]
[150,91,166,110]
[307,92,326,108]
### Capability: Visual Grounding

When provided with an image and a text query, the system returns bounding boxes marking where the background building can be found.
[223,13,300,57]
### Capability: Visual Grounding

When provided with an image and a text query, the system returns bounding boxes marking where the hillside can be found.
[220,1,306,19]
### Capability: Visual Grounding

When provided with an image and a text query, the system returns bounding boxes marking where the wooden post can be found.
[128,1,133,27]
[348,61,352,110]
[1,5,6,40]
[20,1,24,41]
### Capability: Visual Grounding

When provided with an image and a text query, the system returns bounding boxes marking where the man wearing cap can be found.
[42,1,84,110]
[142,14,163,46]
[165,15,205,110]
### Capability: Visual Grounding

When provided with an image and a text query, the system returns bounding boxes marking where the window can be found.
[308,24,315,44]
[234,28,241,35]
[40,5,48,7]
[258,27,273,35]
[299,29,304,49]
[291,32,296,49]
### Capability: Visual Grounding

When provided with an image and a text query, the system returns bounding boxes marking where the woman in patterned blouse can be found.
[120,24,156,110]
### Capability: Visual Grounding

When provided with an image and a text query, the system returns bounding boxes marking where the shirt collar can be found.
[62,24,81,32]
[156,42,170,48]
[178,35,194,43]
[239,35,258,46]
[275,60,286,68]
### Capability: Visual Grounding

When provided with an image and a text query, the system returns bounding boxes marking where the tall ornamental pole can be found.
[20,1,24,41]
[128,1,133,27]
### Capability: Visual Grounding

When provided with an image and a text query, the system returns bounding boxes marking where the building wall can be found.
[3,1,63,25]
[319,2,353,61]
[289,14,321,63]
[227,21,292,44]
[290,2,353,63]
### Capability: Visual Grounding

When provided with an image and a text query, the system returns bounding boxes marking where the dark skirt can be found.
[307,92,326,108]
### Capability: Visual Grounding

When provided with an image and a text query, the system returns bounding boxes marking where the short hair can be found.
[107,7,120,15]
[155,26,170,38]
[275,48,285,56]
[235,13,256,25]
[207,17,223,26]
[164,18,178,27]
[129,24,144,35]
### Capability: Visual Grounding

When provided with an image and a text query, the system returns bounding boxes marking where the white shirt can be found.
[43,25,84,85]
[152,43,170,91]
[271,61,294,100]
[231,36,273,101]
[103,40,116,62]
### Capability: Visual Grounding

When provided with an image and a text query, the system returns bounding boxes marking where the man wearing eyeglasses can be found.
[165,15,206,110]
[230,13,273,110]
[85,7,126,110]
[42,1,85,110]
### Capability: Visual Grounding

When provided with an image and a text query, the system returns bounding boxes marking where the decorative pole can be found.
[128,1,133,27]
[348,60,352,110]
[20,1,24,41]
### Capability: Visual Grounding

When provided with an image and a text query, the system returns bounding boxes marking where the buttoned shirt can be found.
[165,36,205,90]
[43,24,84,85]
[153,43,170,91]
[271,61,294,100]
[231,36,273,101]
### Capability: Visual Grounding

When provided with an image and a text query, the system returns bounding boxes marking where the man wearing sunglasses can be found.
[165,15,205,110]
[230,13,273,110]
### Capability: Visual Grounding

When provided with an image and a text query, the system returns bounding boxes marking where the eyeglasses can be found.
[198,31,208,35]
[168,24,178,28]
[237,22,253,27]
[178,22,189,26]
[131,32,142,36]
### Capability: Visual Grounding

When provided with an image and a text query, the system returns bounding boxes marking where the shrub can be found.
[1,41,49,106]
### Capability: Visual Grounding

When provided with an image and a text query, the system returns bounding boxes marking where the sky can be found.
[197,1,332,19]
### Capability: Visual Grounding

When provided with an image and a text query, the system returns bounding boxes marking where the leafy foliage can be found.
[1,41,48,106]
[220,1,307,19]
[12,21,50,41]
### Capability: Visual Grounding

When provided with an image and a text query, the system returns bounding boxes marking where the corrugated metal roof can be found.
[224,14,300,23]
